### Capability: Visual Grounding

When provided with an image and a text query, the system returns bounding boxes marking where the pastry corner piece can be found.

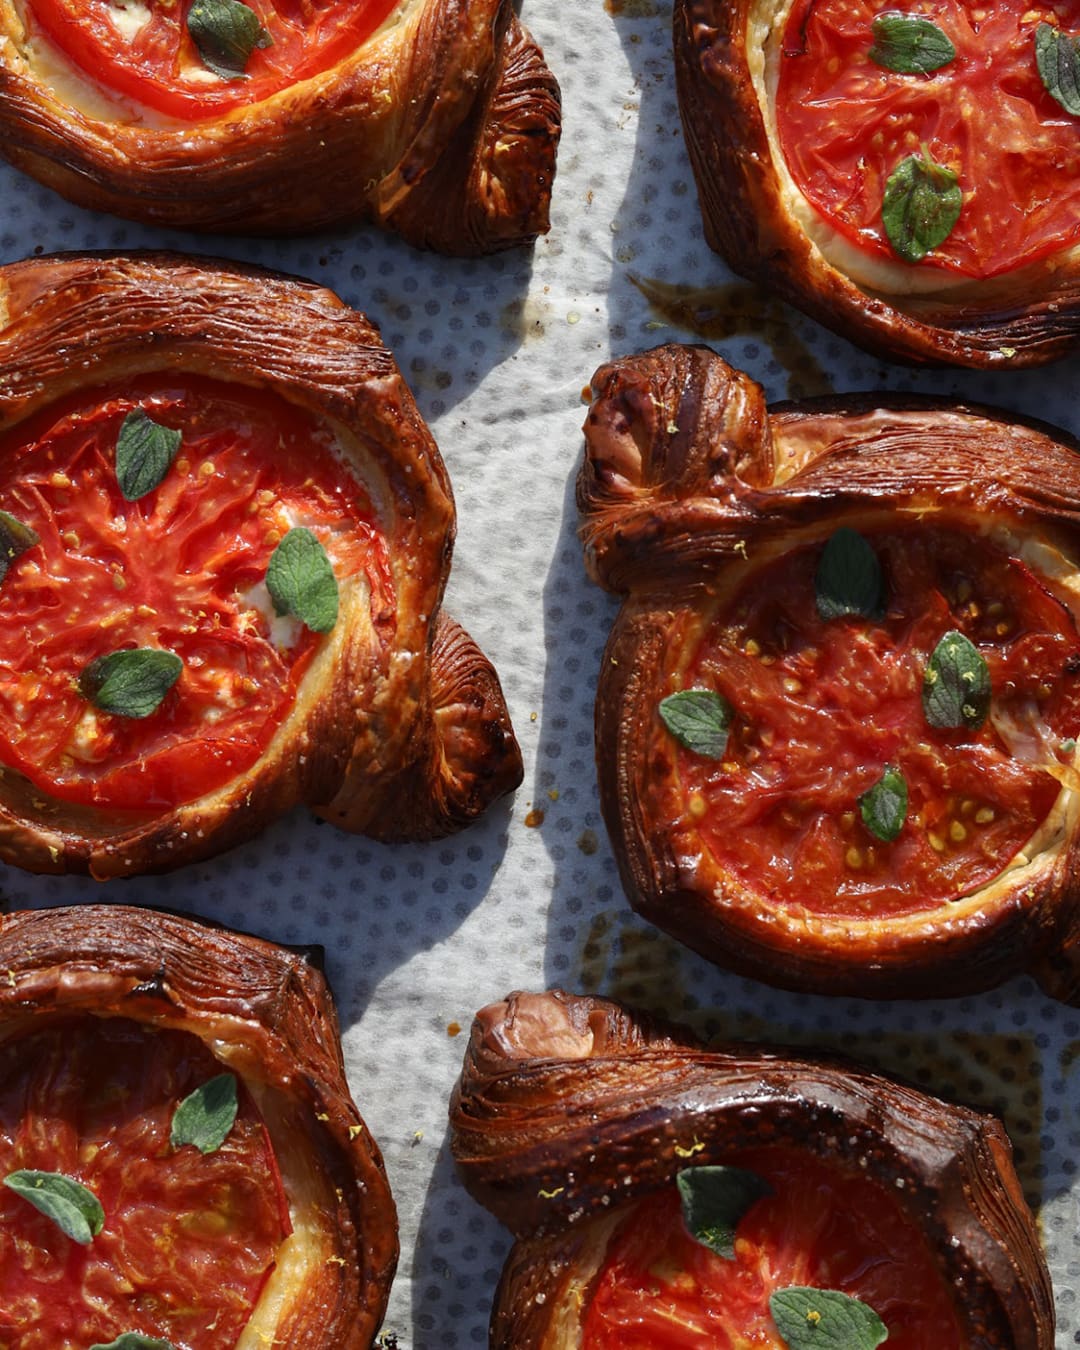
[0,903,397,1348]
[450,989,1053,1348]
[580,342,1080,1002]
[0,251,522,878]
[0,0,560,253]
[675,0,1080,366]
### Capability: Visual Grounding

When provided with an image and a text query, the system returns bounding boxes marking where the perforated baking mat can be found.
[2,0,1080,1345]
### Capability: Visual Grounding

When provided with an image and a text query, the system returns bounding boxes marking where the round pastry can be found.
[580,341,1080,1001]
[674,0,1080,365]
[451,989,1052,1348]
[0,0,560,252]
[0,903,397,1348]
[0,251,522,878]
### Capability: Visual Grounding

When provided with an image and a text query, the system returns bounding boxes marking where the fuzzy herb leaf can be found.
[1036,24,1080,116]
[659,689,733,760]
[676,1166,772,1259]
[90,1336,177,1350]
[170,1074,238,1155]
[0,509,39,583]
[187,0,272,80]
[857,766,908,842]
[922,630,990,730]
[3,1170,104,1245]
[115,411,182,502]
[869,12,955,73]
[770,1287,888,1349]
[78,648,183,719]
[815,528,883,621]
[882,148,962,263]
[265,527,339,633]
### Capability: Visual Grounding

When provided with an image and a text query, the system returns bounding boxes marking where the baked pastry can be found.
[0,251,522,878]
[675,0,1080,365]
[0,903,397,1348]
[0,0,560,252]
[580,342,1080,1001]
[451,989,1052,1348]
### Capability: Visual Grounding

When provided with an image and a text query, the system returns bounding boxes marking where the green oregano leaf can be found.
[658,689,733,760]
[265,527,339,633]
[676,1166,772,1260]
[922,630,990,731]
[857,765,908,842]
[78,648,183,719]
[170,1073,238,1155]
[0,509,39,583]
[869,12,955,73]
[814,528,883,621]
[187,0,273,80]
[1036,24,1080,116]
[3,1169,104,1245]
[90,1336,177,1350]
[882,147,962,263]
[770,1286,888,1349]
[114,410,182,502]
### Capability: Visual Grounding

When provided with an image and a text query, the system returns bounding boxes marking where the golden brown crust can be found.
[0,251,522,877]
[674,0,1080,366]
[580,342,1080,1001]
[0,903,398,1348]
[0,0,560,253]
[450,989,1053,1349]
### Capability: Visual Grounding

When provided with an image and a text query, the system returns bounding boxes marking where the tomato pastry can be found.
[675,0,1080,365]
[0,252,522,877]
[580,342,1080,1000]
[0,0,559,251]
[451,989,1052,1348]
[0,903,397,1349]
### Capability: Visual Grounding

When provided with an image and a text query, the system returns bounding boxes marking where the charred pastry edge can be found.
[0,0,560,253]
[450,989,1053,1349]
[0,251,522,877]
[0,904,398,1349]
[579,342,1080,1002]
[674,0,1080,367]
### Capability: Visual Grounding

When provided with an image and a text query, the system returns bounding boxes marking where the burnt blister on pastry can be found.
[0,903,398,1348]
[580,342,1080,1001]
[450,989,1053,1348]
[0,252,522,878]
[0,0,560,253]
[675,0,1080,365]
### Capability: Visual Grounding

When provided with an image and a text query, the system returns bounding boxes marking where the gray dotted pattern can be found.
[1,0,1079,1344]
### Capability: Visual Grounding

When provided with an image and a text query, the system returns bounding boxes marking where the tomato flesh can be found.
[0,1017,291,1350]
[582,1148,962,1349]
[26,0,400,119]
[775,0,1080,277]
[0,374,392,812]
[675,526,1080,918]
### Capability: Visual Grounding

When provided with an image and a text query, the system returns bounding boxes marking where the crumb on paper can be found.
[547,788,559,801]
[411,1130,424,1146]
[447,1021,462,1037]
[577,829,599,855]
[524,807,545,827]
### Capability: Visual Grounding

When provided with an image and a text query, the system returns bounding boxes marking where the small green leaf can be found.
[922,630,990,731]
[3,1169,104,1245]
[882,147,962,263]
[114,411,182,502]
[265,527,339,633]
[90,1336,177,1350]
[187,0,273,80]
[869,13,955,73]
[659,689,733,760]
[0,509,39,583]
[1036,23,1080,116]
[857,766,908,842]
[78,648,183,719]
[676,1166,772,1259]
[770,1287,888,1349]
[171,1074,238,1155]
[814,528,883,621]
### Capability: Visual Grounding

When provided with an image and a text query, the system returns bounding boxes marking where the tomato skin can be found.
[0,375,392,812]
[775,0,1080,278]
[582,1148,962,1349]
[0,1017,291,1350]
[676,526,1080,918]
[28,0,402,120]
